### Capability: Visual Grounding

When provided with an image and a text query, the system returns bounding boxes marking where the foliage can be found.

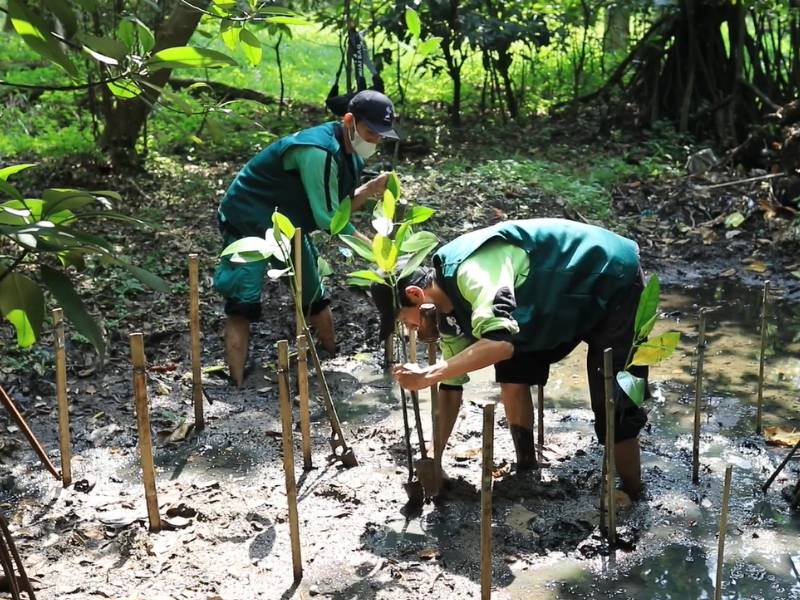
[0,164,169,360]
[616,274,680,407]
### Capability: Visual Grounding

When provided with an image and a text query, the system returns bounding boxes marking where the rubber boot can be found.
[614,437,642,500]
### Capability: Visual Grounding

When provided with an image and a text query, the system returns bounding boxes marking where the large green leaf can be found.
[398,244,436,279]
[272,211,295,240]
[239,28,262,66]
[317,257,333,278]
[405,7,421,38]
[400,231,438,253]
[634,274,660,336]
[107,79,143,99]
[338,234,374,262]
[416,37,442,57]
[616,370,646,407]
[220,19,239,50]
[330,198,351,235]
[146,47,238,71]
[630,332,681,366]
[372,234,397,272]
[118,16,154,53]
[42,189,97,216]
[386,171,401,200]
[0,180,23,200]
[405,205,435,225]
[220,236,275,260]
[40,0,77,37]
[0,272,44,347]
[0,164,36,182]
[382,189,396,222]
[347,270,387,285]
[41,265,105,361]
[81,34,129,65]
[8,0,78,78]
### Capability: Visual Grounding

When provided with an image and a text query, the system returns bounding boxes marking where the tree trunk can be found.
[99,0,210,167]
[603,5,630,53]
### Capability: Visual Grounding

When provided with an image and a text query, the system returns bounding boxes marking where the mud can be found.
[1,276,799,600]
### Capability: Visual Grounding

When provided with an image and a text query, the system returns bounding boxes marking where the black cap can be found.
[347,90,399,140]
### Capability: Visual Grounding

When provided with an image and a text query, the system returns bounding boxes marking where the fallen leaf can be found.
[418,547,441,560]
[745,261,769,273]
[720,268,736,277]
[763,426,800,447]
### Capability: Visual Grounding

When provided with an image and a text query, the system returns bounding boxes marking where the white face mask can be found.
[349,121,377,160]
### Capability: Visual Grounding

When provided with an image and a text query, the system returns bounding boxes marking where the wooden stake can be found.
[52,308,72,487]
[294,228,303,338]
[536,385,545,451]
[714,465,733,600]
[692,310,707,485]
[296,334,312,471]
[762,438,800,493]
[188,254,204,430]
[130,333,161,532]
[603,348,616,545]
[0,385,60,480]
[0,515,36,600]
[756,280,769,435]
[277,340,302,582]
[480,402,495,600]
[428,341,439,468]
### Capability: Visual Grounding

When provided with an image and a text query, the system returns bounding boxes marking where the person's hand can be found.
[393,362,431,392]
[366,171,390,197]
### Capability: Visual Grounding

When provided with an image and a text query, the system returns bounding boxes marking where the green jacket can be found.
[433,219,640,351]
[218,122,362,235]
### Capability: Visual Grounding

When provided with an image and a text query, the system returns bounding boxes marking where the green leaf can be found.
[239,28,262,66]
[41,265,105,362]
[383,188,396,221]
[330,198,351,236]
[146,46,238,71]
[220,236,274,260]
[338,234,374,262]
[400,231,438,253]
[0,164,36,181]
[386,171,401,200]
[81,34,129,63]
[112,259,170,293]
[616,371,646,407]
[0,180,23,200]
[638,313,657,341]
[271,211,296,240]
[630,332,681,366]
[0,272,44,347]
[398,244,436,279]
[317,257,333,278]
[40,0,77,38]
[220,19,239,51]
[117,17,155,53]
[212,0,237,11]
[107,79,142,99]
[405,7,421,38]
[263,15,312,25]
[57,250,86,271]
[42,189,97,216]
[347,270,387,285]
[205,116,224,143]
[8,0,78,78]
[416,37,442,57]
[724,211,745,229]
[395,222,411,248]
[372,234,398,272]
[634,274,660,336]
[405,205,435,225]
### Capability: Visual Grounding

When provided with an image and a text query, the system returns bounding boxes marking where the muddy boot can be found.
[510,425,538,471]
[309,306,337,356]
[614,437,642,500]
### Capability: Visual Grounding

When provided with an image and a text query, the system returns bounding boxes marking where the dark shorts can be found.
[493,276,649,444]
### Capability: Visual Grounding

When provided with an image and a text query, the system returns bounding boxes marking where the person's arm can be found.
[285,146,356,235]
[393,337,513,391]
[352,172,390,211]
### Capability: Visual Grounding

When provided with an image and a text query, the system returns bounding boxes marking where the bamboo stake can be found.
[692,310,707,485]
[188,254,204,430]
[756,280,770,435]
[277,340,303,581]
[419,304,440,469]
[0,537,21,600]
[537,385,545,451]
[714,465,733,600]
[296,334,312,471]
[53,308,72,487]
[480,402,495,600]
[603,348,616,545]
[130,333,161,532]
[0,516,35,600]
[294,229,303,338]
[0,385,60,480]
[761,438,800,493]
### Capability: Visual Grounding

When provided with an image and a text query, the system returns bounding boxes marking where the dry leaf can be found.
[745,261,768,273]
[418,547,441,560]
[763,426,800,447]
[720,268,736,277]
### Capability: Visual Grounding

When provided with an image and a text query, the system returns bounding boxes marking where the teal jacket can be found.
[218,122,362,235]
[433,219,641,351]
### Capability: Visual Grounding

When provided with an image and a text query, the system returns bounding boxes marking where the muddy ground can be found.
[2,117,800,599]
